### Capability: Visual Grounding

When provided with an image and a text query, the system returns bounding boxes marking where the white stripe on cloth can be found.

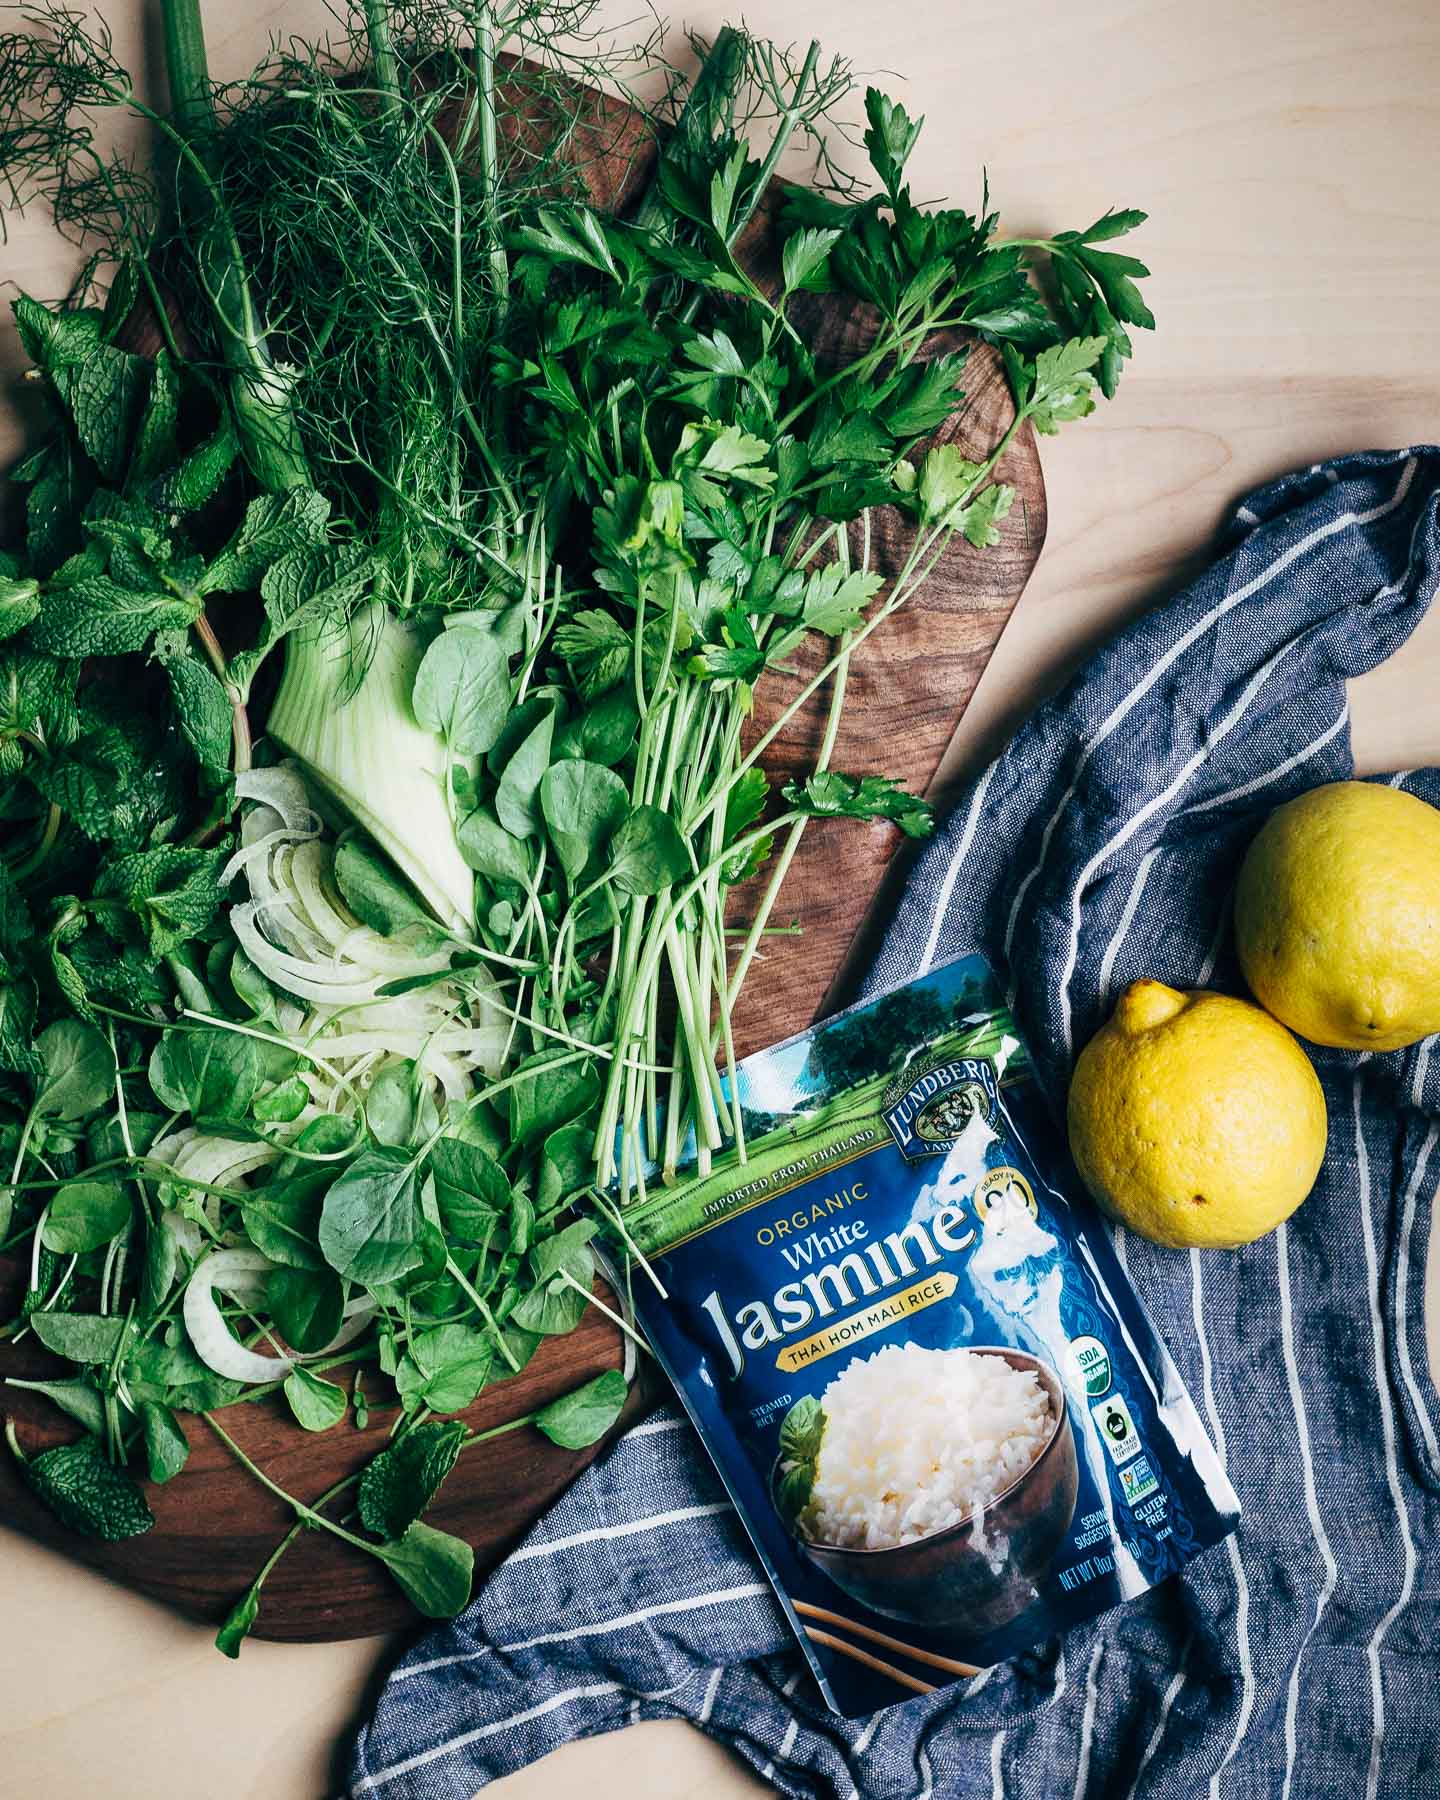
[501,1501,733,1569]
[698,1664,725,1725]
[1001,456,1417,984]
[1190,1251,1254,1799]
[1125,1636,1193,1800]
[353,1680,623,1792]
[1393,1126,1440,1475]
[760,1669,804,1785]
[917,1744,935,1800]
[1056,634,1303,1056]
[914,760,999,976]
[1072,1641,1106,1800]
[990,1730,1006,1800]
[1353,1078,1420,1800]
[850,1708,885,1758]
[396,1581,770,1681]
[625,1415,685,1439]
[1277,1220,1341,1800]
[1183,707,1349,815]
[1096,849,1158,1008]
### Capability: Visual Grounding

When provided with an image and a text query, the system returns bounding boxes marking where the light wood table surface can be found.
[2,1,1438,1795]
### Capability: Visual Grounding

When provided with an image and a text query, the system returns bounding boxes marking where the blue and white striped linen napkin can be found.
[349,447,1440,1799]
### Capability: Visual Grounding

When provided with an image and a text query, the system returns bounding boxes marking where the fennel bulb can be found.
[266,603,474,932]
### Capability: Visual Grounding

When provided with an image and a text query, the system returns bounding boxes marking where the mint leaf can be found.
[27,577,197,658]
[0,576,40,642]
[95,844,229,958]
[65,343,149,481]
[198,488,331,598]
[357,1420,469,1540]
[7,1428,154,1542]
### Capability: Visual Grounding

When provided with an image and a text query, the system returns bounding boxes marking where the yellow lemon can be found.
[1067,981,1327,1249]
[1234,779,1440,1051]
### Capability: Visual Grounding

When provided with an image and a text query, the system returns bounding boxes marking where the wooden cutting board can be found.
[0,74,1045,1641]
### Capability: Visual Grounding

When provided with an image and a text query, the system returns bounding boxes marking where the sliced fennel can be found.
[266,604,476,933]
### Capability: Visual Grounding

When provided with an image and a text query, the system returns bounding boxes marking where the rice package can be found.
[626,954,1240,1715]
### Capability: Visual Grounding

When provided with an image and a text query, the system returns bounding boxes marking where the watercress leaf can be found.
[455,806,531,888]
[42,1180,131,1254]
[357,1420,468,1540]
[494,707,555,839]
[148,1026,260,1118]
[35,1020,113,1120]
[485,693,559,779]
[318,1146,424,1285]
[10,1430,154,1541]
[412,626,511,755]
[283,1365,348,1433]
[365,1061,437,1148]
[29,1311,131,1363]
[215,1581,261,1659]
[539,761,629,883]
[253,1074,309,1123]
[509,1193,534,1257]
[538,1123,591,1212]
[12,1378,106,1435]
[607,805,690,896]
[140,1217,178,1313]
[268,1265,345,1353]
[430,1138,512,1238]
[529,1219,598,1288]
[534,1369,628,1449]
[332,838,450,951]
[378,1520,474,1619]
[394,1323,494,1414]
[507,1051,600,1149]
[139,1402,190,1484]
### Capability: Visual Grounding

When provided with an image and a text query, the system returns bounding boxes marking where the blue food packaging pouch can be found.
[626,953,1240,1716]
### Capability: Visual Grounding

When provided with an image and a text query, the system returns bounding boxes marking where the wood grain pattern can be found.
[4,4,1439,1796]
[0,63,1038,1642]
[0,1259,659,1639]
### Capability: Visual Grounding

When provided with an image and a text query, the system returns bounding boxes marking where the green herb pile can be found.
[0,0,1153,1650]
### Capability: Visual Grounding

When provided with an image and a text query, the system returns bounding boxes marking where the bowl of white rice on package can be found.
[626,954,1240,1715]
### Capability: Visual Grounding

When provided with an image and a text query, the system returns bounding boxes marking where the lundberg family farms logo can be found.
[882,1055,998,1161]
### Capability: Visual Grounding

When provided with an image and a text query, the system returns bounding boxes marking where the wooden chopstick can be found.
[802,1624,938,1696]
[793,1600,983,1678]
